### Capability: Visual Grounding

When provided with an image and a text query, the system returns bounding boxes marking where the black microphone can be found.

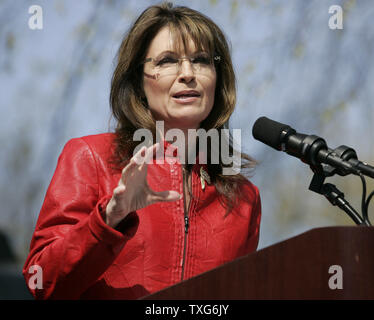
[252,116,374,178]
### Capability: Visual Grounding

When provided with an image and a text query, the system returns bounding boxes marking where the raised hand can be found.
[105,143,182,228]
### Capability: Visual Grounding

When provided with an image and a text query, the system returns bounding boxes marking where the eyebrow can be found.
[153,50,177,59]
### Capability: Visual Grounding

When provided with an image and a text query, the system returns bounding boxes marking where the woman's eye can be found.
[156,57,178,66]
[192,56,211,64]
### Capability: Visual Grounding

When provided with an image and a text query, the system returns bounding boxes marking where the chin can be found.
[170,107,211,124]
[168,113,206,128]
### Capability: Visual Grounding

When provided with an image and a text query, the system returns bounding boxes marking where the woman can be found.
[23,2,261,299]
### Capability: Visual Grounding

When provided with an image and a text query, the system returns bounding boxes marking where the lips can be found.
[172,90,201,99]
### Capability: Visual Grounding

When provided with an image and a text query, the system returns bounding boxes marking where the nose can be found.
[177,59,196,83]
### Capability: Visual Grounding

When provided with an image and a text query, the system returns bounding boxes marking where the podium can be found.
[143,226,374,299]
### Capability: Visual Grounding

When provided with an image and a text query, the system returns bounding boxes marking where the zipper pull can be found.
[184,216,189,233]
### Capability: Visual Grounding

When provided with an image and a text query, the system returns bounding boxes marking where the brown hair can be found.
[110,2,256,215]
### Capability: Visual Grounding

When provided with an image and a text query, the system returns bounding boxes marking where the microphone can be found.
[252,116,374,179]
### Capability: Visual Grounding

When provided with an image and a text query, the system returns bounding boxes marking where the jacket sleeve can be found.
[23,138,128,299]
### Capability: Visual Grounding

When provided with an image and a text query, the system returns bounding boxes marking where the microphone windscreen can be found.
[252,117,291,150]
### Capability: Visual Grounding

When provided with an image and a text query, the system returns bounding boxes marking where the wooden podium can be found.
[142,226,374,299]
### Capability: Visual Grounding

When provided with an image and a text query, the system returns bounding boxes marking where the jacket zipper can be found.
[181,166,190,281]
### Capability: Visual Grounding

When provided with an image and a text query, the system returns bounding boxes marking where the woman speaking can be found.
[23,2,261,299]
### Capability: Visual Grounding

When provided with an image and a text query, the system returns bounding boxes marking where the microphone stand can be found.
[308,164,371,226]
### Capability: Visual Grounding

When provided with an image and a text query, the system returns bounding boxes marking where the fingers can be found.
[121,146,146,177]
[151,190,182,203]
[131,145,147,165]
[144,143,159,165]
[113,185,126,198]
[120,143,160,185]
[131,143,159,165]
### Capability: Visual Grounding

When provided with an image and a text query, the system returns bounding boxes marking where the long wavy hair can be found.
[110,2,256,215]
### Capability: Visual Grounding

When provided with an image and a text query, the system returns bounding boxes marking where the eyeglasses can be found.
[143,52,220,80]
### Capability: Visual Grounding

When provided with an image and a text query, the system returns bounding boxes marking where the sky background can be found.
[1,0,373,298]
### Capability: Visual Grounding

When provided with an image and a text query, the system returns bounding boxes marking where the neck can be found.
[161,124,198,166]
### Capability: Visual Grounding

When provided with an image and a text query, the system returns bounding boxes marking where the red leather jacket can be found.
[23,133,261,299]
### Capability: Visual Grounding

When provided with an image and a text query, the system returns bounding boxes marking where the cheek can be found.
[143,79,170,109]
[205,76,217,107]
[144,79,160,101]
[144,79,172,99]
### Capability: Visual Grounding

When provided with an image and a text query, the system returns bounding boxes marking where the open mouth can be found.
[172,91,201,99]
